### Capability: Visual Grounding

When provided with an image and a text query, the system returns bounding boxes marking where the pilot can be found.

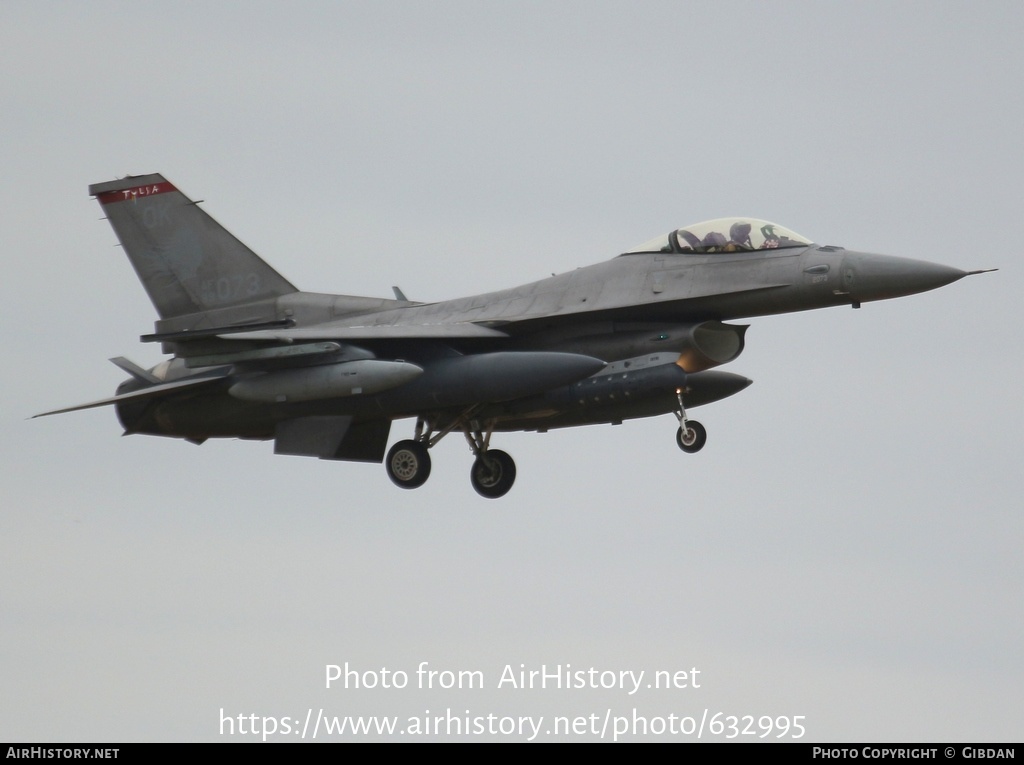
[727,221,753,251]
[701,231,728,252]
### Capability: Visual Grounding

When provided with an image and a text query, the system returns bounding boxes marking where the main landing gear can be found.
[464,431,516,499]
[674,387,707,454]
[384,411,518,498]
[385,440,431,489]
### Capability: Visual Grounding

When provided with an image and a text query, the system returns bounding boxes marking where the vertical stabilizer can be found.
[90,174,297,319]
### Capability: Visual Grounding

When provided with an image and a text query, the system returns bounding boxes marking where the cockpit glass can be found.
[623,218,813,255]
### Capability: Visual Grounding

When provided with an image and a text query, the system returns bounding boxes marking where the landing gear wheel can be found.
[386,440,431,489]
[676,421,707,453]
[470,449,516,498]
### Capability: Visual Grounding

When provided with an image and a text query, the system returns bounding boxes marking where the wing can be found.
[223,322,509,342]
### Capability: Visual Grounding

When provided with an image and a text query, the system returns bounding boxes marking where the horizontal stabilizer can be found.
[33,373,227,418]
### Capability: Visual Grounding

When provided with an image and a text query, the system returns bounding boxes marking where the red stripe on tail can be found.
[95,181,177,205]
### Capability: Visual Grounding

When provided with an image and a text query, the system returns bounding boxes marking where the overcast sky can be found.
[2,1,1020,742]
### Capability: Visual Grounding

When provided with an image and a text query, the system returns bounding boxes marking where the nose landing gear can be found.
[674,388,707,453]
[676,421,707,453]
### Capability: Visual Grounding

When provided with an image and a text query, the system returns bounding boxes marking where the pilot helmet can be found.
[701,231,727,250]
[729,221,752,244]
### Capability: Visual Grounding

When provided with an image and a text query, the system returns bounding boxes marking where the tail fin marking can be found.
[90,174,297,320]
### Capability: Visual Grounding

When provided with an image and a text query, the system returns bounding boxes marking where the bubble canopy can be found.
[623,218,813,255]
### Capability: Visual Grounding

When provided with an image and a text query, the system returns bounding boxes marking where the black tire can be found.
[470,449,517,498]
[676,421,707,453]
[386,440,431,489]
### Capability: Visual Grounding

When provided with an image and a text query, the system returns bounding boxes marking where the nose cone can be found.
[842,252,967,303]
[684,370,753,406]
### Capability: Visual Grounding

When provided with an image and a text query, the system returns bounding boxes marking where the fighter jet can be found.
[36,174,992,497]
